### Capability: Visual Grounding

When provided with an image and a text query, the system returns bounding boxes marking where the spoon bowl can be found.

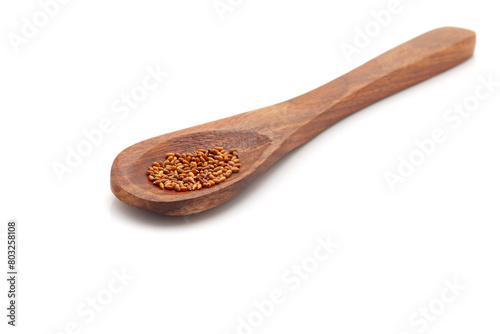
[112,128,274,215]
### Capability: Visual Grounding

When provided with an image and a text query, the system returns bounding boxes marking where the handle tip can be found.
[429,26,476,59]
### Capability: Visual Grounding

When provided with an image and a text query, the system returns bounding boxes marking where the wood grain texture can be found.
[111,27,476,216]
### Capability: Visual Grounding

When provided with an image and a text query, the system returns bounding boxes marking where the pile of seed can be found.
[146,147,240,191]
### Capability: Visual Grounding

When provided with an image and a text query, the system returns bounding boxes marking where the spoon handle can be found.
[273,27,475,149]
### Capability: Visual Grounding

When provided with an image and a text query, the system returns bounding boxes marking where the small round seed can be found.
[147,148,240,191]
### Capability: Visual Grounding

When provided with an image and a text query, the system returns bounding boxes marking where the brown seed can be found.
[148,147,240,191]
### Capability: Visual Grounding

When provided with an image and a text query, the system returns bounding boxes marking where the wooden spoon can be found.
[111,27,475,216]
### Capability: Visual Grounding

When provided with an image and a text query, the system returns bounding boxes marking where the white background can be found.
[1,0,499,333]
